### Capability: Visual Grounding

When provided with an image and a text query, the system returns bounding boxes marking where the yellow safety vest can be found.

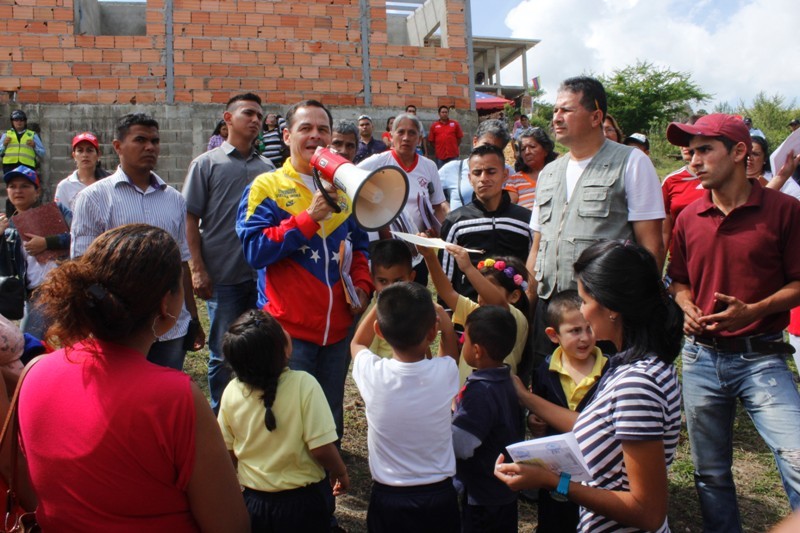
[3,129,36,168]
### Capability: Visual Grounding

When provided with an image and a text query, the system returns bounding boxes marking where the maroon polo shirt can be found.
[668,180,800,337]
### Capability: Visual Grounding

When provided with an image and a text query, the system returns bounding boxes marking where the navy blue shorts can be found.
[243,480,329,532]
[367,478,460,533]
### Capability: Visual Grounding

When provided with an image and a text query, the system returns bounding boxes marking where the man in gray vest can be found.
[525,76,665,361]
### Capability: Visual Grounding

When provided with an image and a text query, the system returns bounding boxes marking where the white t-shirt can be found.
[352,348,459,486]
[358,151,446,232]
[54,171,88,211]
[529,149,664,231]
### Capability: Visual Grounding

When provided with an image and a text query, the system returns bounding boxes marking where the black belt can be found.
[692,334,795,355]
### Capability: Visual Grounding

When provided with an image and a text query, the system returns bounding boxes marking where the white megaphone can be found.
[310,147,410,231]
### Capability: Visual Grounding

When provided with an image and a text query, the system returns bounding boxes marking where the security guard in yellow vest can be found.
[1,110,45,173]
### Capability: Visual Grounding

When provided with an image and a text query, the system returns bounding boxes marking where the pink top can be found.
[18,340,198,532]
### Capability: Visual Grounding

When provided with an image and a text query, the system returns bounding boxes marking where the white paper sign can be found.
[505,432,593,482]
[390,231,484,254]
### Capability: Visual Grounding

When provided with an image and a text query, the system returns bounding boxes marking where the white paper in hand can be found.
[390,231,484,253]
[505,432,592,482]
[770,128,800,179]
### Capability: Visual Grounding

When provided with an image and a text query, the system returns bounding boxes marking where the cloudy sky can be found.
[471,0,800,109]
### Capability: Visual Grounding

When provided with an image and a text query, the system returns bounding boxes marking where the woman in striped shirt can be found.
[496,240,683,532]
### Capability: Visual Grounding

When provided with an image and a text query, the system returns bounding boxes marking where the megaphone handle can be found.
[312,168,342,213]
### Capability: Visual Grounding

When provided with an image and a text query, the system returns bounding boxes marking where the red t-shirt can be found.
[668,181,800,337]
[19,341,198,532]
[428,119,464,161]
[662,166,704,222]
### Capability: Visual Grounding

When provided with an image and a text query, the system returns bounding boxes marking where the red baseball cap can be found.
[72,132,99,151]
[666,114,751,155]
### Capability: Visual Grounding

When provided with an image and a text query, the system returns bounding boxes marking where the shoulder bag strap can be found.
[1,354,46,516]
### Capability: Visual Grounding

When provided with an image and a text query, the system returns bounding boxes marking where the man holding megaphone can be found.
[237,100,374,446]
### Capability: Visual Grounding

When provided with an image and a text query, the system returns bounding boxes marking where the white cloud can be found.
[502,0,800,108]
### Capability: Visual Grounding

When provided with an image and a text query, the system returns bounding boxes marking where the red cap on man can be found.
[666,114,751,155]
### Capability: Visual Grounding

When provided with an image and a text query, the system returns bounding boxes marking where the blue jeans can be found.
[206,281,257,413]
[289,336,349,441]
[21,297,48,340]
[682,339,800,533]
[147,337,186,370]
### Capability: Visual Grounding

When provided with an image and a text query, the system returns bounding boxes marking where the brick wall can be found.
[0,0,471,109]
[0,0,476,191]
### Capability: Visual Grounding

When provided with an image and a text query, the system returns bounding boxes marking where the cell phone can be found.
[712,299,728,314]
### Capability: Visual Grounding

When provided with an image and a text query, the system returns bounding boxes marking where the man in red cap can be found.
[667,113,800,532]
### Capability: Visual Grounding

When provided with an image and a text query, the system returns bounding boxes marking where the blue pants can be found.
[288,336,349,441]
[206,281,257,413]
[367,479,460,533]
[243,482,329,533]
[682,338,800,533]
[21,297,48,340]
[147,337,186,370]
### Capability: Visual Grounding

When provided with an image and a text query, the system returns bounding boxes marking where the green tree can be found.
[736,92,799,148]
[600,61,711,135]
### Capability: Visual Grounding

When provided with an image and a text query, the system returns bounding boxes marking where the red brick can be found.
[21,49,43,61]
[99,78,119,91]
[191,11,210,23]
[47,21,70,34]
[92,64,112,76]
[30,62,51,76]
[52,62,71,76]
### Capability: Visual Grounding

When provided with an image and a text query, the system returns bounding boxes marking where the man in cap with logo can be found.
[1,110,46,173]
[667,113,800,533]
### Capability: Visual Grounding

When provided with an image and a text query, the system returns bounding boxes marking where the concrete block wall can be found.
[0,0,471,109]
[0,103,477,197]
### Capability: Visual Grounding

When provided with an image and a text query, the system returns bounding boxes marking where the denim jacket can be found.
[0,202,72,296]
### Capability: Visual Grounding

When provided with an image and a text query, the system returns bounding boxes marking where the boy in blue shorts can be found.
[529,290,607,532]
[351,282,461,533]
[452,305,522,533]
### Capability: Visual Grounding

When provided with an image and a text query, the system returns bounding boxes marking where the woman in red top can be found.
[17,224,248,532]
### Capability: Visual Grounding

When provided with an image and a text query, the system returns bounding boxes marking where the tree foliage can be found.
[599,61,710,136]
[735,92,799,149]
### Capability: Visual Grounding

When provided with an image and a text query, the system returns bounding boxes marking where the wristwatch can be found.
[550,472,571,502]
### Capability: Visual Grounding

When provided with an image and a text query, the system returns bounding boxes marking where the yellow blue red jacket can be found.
[237,160,373,346]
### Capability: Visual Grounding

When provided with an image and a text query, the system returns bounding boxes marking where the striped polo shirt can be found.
[573,353,681,532]
[70,167,191,342]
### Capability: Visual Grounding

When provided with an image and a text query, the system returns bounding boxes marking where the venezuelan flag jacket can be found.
[237,160,373,346]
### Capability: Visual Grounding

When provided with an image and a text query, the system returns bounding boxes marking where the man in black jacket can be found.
[440,144,532,301]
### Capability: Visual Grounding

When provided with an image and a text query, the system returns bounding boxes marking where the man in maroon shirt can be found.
[428,105,464,168]
[666,113,800,533]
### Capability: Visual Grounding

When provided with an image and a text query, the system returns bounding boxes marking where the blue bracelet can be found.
[550,472,571,502]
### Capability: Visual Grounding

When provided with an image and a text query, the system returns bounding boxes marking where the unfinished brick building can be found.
[0,0,539,190]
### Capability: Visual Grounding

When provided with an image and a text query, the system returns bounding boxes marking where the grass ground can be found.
[188,298,793,532]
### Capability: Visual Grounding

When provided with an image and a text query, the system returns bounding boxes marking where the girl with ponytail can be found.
[495,240,683,532]
[219,309,349,531]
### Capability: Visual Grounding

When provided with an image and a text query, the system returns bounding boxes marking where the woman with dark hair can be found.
[506,127,557,209]
[495,240,683,532]
[382,116,394,146]
[747,135,800,199]
[207,119,228,151]
[16,224,248,532]
[602,115,623,143]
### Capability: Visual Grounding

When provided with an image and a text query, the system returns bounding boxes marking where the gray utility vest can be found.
[535,140,635,299]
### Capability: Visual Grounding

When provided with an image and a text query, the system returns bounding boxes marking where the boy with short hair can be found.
[452,305,522,533]
[351,282,461,533]
[362,239,416,358]
[530,290,607,532]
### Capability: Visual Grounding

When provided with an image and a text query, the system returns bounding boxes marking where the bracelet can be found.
[550,472,571,502]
